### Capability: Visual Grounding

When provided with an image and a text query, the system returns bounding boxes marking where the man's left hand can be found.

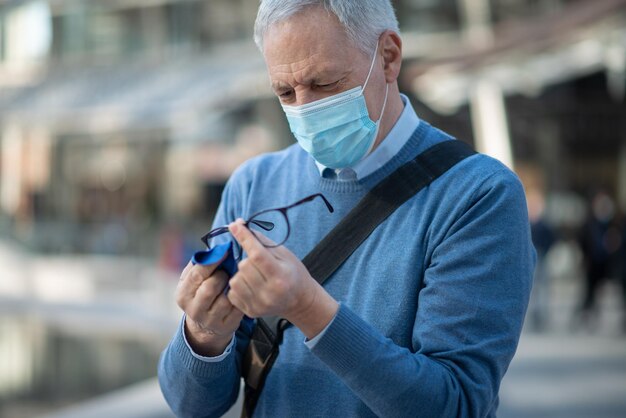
[227,219,339,339]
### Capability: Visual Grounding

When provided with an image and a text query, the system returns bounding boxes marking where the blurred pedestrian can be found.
[158,224,185,273]
[576,190,621,328]
[158,1,535,417]
[527,188,555,331]
[620,212,626,332]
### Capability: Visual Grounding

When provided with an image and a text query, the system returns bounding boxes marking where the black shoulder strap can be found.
[240,139,476,418]
[303,139,475,284]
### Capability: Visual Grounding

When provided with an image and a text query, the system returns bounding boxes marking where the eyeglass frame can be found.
[200,193,334,260]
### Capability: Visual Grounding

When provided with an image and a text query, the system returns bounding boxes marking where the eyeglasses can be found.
[201,193,334,260]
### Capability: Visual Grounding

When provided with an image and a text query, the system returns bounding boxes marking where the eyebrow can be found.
[271,81,293,93]
[270,69,352,92]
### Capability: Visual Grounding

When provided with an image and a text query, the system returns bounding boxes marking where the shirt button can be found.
[322,168,337,179]
[337,168,357,181]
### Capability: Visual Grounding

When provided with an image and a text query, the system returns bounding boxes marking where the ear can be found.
[379,30,402,84]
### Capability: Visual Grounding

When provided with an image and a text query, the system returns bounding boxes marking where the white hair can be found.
[253,0,400,54]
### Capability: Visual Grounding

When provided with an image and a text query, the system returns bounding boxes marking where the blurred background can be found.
[0,0,625,417]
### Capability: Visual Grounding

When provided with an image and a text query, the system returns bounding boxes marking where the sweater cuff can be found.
[304,307,338,349]
[171,316,236,379]
[181,314,235,362]
[309,303,383,378]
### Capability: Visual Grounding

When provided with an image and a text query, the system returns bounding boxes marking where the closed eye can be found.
[315,81,340,90]
[279,89,294,98]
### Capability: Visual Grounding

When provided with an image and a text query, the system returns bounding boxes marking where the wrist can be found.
[184,317,233,357]
[287,282,338,340]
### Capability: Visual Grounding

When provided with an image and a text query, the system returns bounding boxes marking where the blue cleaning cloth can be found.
[190,241,238,278]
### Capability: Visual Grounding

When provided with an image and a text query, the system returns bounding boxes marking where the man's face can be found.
[263,6,386,118]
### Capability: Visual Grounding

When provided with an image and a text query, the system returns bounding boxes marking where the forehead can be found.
[262,7,362,83]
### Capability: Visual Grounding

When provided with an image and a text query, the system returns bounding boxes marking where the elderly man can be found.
[158,1,535,417]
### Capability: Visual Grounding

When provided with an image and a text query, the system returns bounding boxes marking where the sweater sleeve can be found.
[157,167,254,418]
[309,168,535,417]
[158,321,241,418]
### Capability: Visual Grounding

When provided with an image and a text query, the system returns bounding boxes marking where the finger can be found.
[180,260,194,280]
[177,252,229,306]
[222,305,245,329]
[209,292,234,317]
[230,220,277,277]
[177,266,209,309]
[228,272,257,316]
[209,293,243,324]
[186,270,230,320]
[238,254,269,286]
[196,270,230,309]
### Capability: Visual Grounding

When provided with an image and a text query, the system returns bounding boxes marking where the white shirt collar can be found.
[316,94,420,180]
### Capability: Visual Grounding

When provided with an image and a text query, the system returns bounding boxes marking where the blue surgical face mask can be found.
[281,44,389,169]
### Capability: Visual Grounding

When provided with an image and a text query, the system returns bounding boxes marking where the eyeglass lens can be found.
[202,193,332,259]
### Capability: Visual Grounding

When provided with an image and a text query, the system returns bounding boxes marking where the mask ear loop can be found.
[362,39,389,123]
[377,83,390,124]
[363,83,389,156]
[364,41,389,155]
[362,41,380,92]
[361,40,389,158]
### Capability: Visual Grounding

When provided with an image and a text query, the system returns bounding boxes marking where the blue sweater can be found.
[158,121,535,417]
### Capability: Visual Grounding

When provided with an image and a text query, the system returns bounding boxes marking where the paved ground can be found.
[499,332,626,418]
[499,278,626,418]
[38,328,626,418]
[37,283,625,418]
[2,237,624,418]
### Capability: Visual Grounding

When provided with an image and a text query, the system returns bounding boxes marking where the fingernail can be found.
[230,219,243,235]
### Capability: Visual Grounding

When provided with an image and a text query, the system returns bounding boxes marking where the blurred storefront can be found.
[400,0,626,230]
[0,0,291,257]
[1,0,625,255]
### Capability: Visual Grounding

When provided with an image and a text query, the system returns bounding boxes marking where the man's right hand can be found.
[176,259,244,357]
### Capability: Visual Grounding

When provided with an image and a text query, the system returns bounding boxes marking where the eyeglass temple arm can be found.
[286,193,334,213]
[200,226,229,245]
[318,194,334,213]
